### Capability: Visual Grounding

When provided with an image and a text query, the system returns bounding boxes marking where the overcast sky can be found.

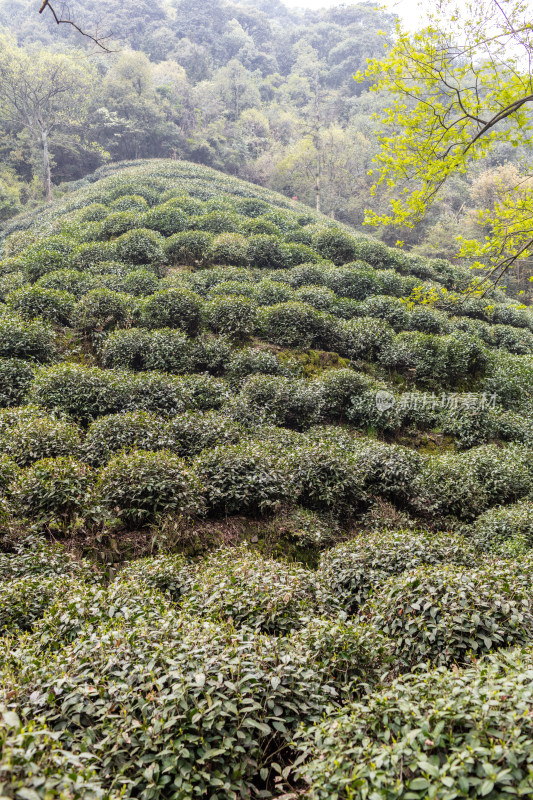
[282,0,425,30]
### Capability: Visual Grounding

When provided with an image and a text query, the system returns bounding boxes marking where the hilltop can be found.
[2,159,533,798]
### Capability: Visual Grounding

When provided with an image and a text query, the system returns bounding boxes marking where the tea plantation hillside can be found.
[2,159,533,798]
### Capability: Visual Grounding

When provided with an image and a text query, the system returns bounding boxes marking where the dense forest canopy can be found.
[1,0,533,295]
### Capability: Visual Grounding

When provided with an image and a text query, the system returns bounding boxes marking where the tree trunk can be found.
[41,129,52,203]
[315,152,321,214]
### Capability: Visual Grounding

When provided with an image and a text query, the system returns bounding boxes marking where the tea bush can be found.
[165,411,242,457]
[204,295,257,340]
[0,417,83,467]
[361,565,533,668]
[113,227,165,265]
[340,316,394,360]
[0,314,56,362]
[96,449,203,526]
[9,457,94,530]
[142,199,188,236]
[164,230,213,265]
[83,411,167,465]
[319,530,478,614]
[227,347,288,385]
[312,227,358,264]
[102,210,141,238]
[100,327,192,373]
[181,546,319,634]
[0,575,76,635]
[6,286,76,326]
[0,358,35,407]
[410,452,488,521]
[247,233,292,269]
[120,268,160,296]
[289,443,367,512]
[317,368,370,422]
[472,500,533,555]
[210,232,249,266]
[72,288,135,334]
[258,301,328,349]
[119,553,190,601]
[297,649,533,800]
[237,374,323,429]
[0,453,19,494]
[195,441,290,515]
[139,287,202,334]
[36,268,98,297]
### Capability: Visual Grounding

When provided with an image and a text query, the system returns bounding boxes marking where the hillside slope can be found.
[2,159,533,799]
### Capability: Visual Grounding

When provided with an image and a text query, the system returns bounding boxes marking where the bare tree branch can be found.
[38,1,116,52]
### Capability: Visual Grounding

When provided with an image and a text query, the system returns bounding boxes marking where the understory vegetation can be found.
[1,159,533,798]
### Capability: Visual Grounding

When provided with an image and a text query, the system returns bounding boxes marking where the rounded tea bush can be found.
[36,268,98,298]
[72,288,135,334]
[237,374,323,430]
[317,368,370,422]
[0,314,57,363]
[210,232,249,266]
[0,358,34,407]
[297,649,533,800]
[472,500,533,555]
[142,199,188,236]
[258,301,327,349]
[119,553,190,601]
[246,234,292,270]
[194,441,291,516]
[204,295,257,341]
[0,453,19,494]
[311,227,358,265]
[289,443,367,513]
[100,327,192,373]
[139,287,202,334]
[319,530,478,614]
[120,268,160,297]
[6,285,76,326]
[227,347,288,386]
[181,546,319,634]
[164,230,214,266]
[165,411,242,457]
[339,317,395,361]
[362,564,533,668]
[113,227,165,265]
[83,411,168,466]
[0,416,83,467]
[9,457,94,530]
[96,448,203,526]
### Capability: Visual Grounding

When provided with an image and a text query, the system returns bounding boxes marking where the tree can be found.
[360,0,533,287]
[0,32,96,201]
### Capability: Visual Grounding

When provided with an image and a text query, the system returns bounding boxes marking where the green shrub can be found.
[21,236,74,281]
[295,285,336,311]
[142,199,188,235]
[325,264,381,299]
[235,197,271,217]
[96,449,202,526]
[483,351,533,411]
[289,443,367,512]
[120,268,160,296]
[208,280,256,299]
[237,374,323,429]
[195,441,290,515]
[358,294,411,330]
[362,565,533,668]
[441,403,500,449]
[100,327,192,373]
[410,452,487,521]
[110,193,149,212]
[247,234,292,270]
[68,241,117,270]
[73,288,135,334]
[0,417,83,467]
[83,411,167,466]
[353,440,423,505]
[140,287,202,334]
[0,358,34,407]
[119,553,189,601]
[0,314,56,363]
[6,286,75,326]
[227,347,288,385]
[311,227,358,264]
[466,444,532,506]
[175,373,228,410]
[165,411,242,457]
[339,317,394,360]
[36,269,98,298]
[0,453,19,494]
[297,649,533,800]
[317,368,370,422]
[259,301,327,349]
[192,210,242,234]
[190,334,232,375]
[0,537,99,582]
[473,500,533,555]
[0,575,75,635]
[164,230,213,266]
[346,385,405,434]
[408,304,450,334]
[0,270,28,302]
[78,201,108,221]
[114,227,165,265]
[204,295,257,340]
[254,278,293,305]
[181,546,319,634]
[285,263,330,288]
[102,210,141,238]
[319,530,478,614]
[210,232,249,266]
[9,457,94,530]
